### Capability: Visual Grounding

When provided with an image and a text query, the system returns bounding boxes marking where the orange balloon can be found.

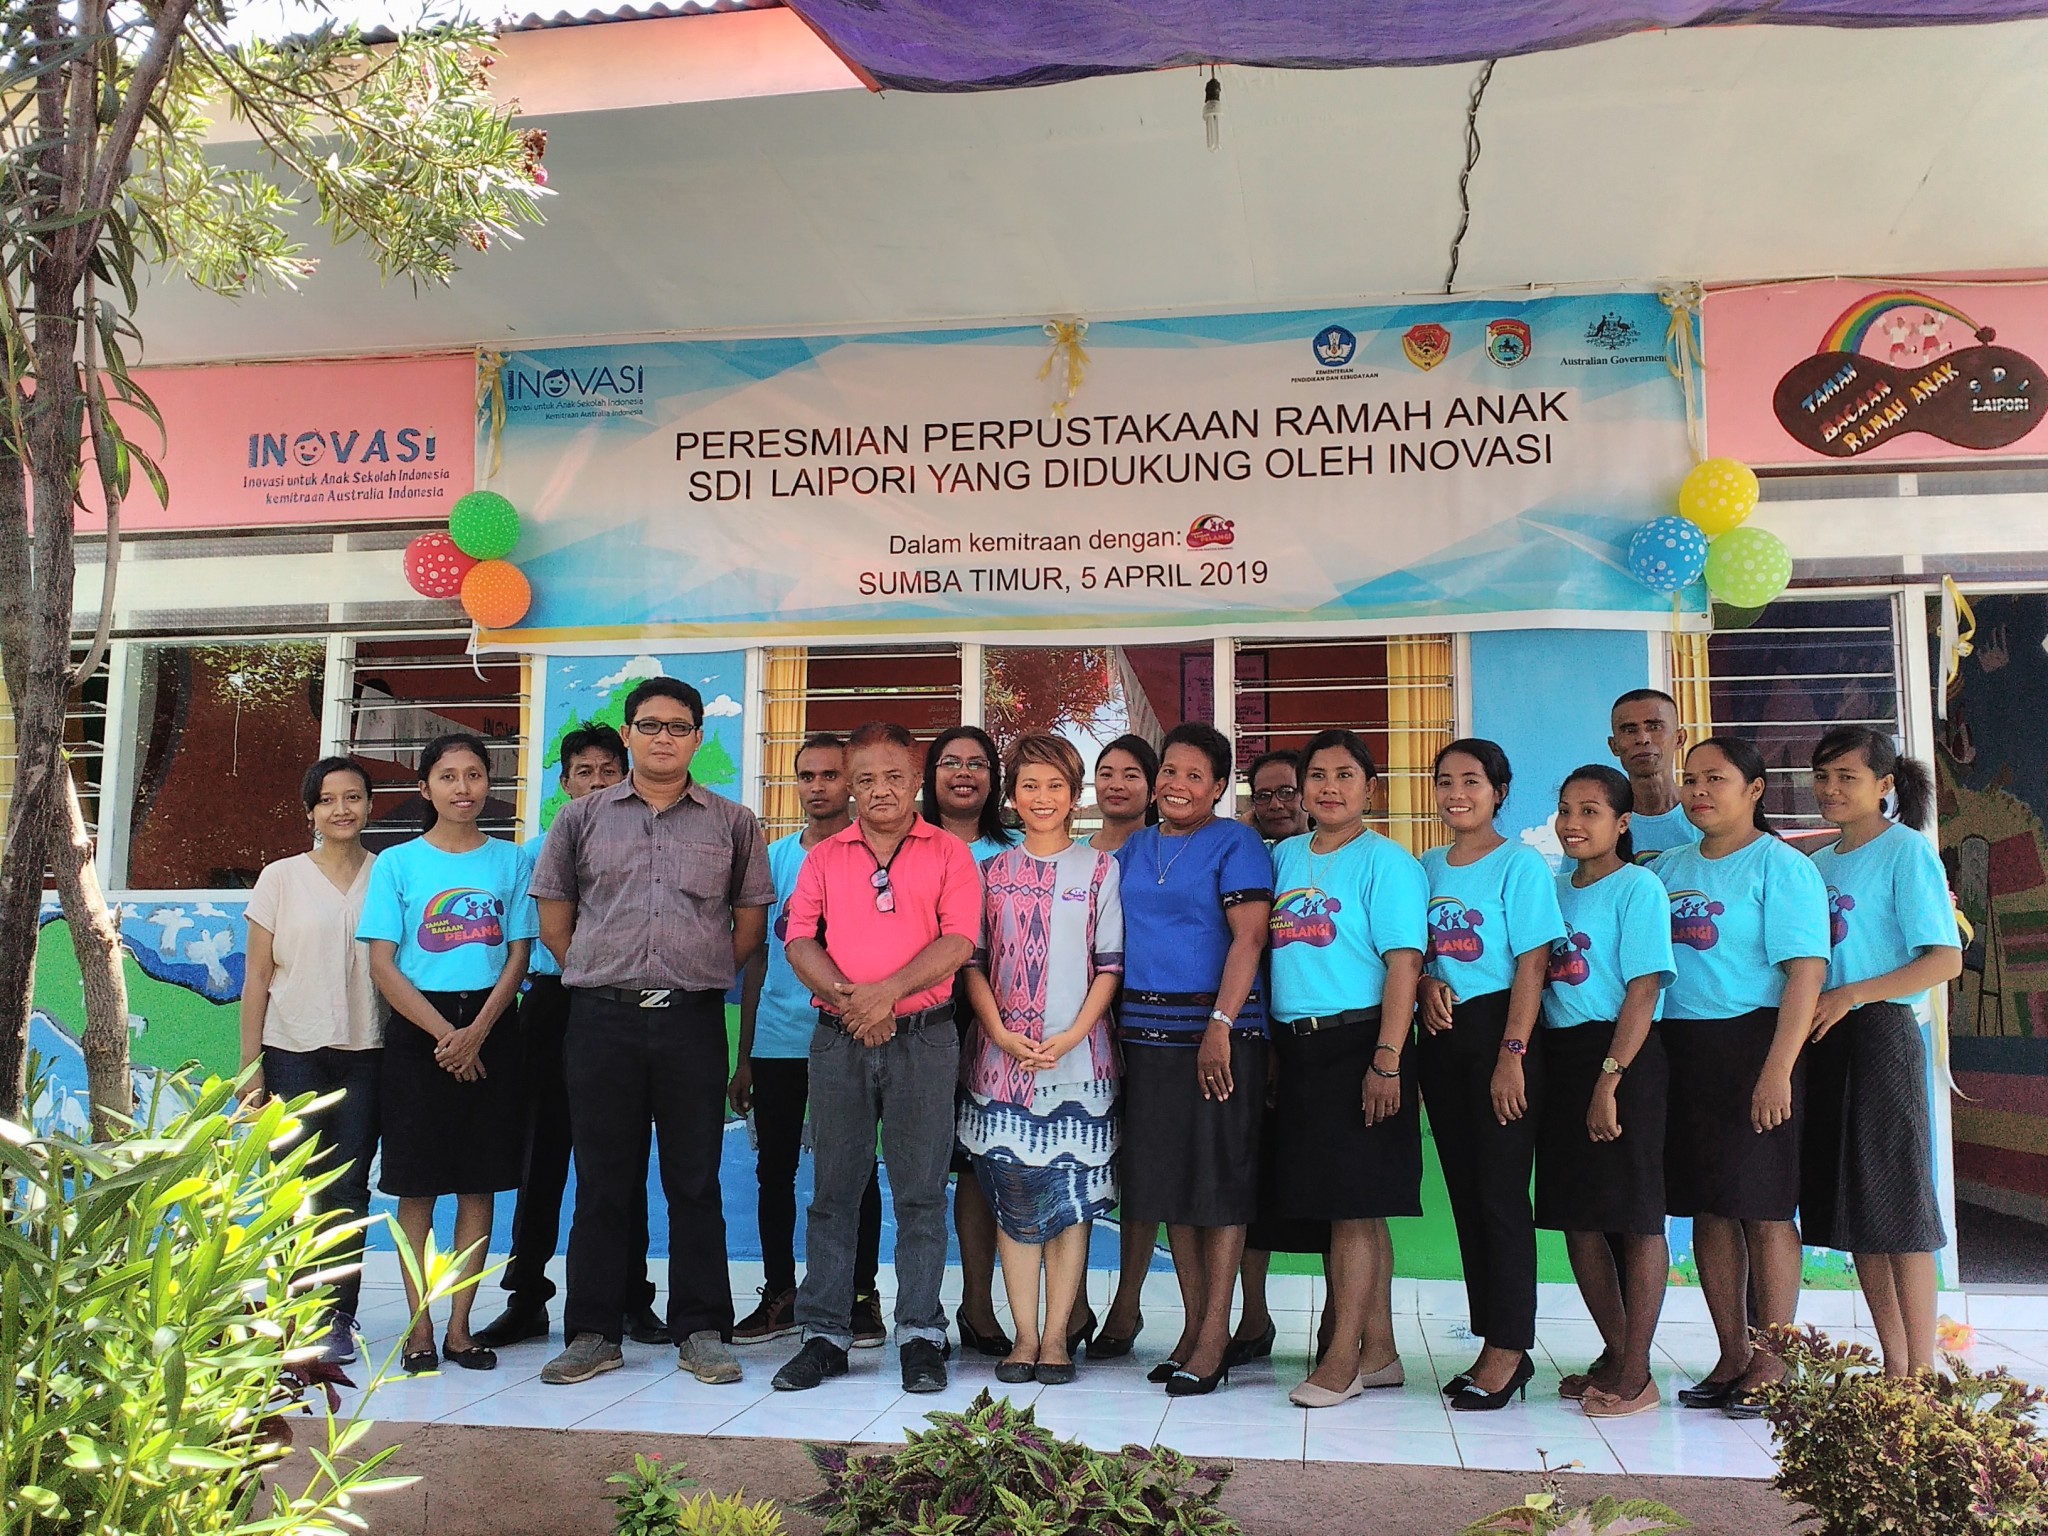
[461,560,531,629]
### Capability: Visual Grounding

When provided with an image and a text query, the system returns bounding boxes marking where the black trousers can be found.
[564,988,734,1343]
[499,976,655,1311]
[1416,989,1542,1353]
[750,1055,882,1299]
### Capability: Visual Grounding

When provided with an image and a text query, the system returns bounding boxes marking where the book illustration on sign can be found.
[1772,290,2040,457]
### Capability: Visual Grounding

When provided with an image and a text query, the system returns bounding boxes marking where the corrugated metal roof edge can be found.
[354,0,778,44]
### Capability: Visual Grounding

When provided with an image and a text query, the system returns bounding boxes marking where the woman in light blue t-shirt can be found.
[1805,726,1961,1378]
[1415,738,1565,1413]
[1654,737,1828,1420]
[361,733,536,1375]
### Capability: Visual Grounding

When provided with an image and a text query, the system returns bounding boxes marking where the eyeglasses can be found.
[870,867,895,914]
[937,756,991,774]
[631,718,700,738]
[1251,787,1300,805]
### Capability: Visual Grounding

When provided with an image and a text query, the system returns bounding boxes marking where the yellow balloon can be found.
[1678,457,1760,538]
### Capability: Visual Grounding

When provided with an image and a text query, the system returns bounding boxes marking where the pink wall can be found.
[81,354,475,531]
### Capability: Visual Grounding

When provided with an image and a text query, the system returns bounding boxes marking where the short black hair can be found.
[623,676,703,728]
[1300,730,1379,779]
[798,732,846,756]
[1611,687,1679,714]
[300,755,372,810]
[1247,749,1301,786]
[559,723,628,777]
[1162,721,1233,782]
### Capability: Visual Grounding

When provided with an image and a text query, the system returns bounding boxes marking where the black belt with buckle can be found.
[1273,1006,1382,1037]
[587,984,688,1010]
[818,1002,954,1035]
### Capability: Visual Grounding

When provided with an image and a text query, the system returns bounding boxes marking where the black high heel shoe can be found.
[1066,1308,1099,1356]
[1145,1357,1183,1384]
[1449,1353,1535,1412]
[1440,1373,1473,1397]
[1089,1314,1143,1359]
[1165,1361,1231,1397]
[955,1310,1014,1358]
[1222,1320,1277,1369]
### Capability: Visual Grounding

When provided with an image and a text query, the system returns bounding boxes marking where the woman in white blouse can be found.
[238,756,385,1364]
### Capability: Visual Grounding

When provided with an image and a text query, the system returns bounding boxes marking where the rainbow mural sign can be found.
[1705,279,2048,466]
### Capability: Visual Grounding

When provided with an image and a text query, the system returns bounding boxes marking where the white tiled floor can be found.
[329,1255,2048,1481]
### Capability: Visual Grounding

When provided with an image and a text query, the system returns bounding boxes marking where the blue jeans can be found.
[263,1044,382,1320]
[796,1017,959,1352]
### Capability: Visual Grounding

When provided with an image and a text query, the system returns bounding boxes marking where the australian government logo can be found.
[1560,310,1663,370]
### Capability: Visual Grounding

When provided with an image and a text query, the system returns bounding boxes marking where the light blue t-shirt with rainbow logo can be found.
[1628,804,1703,864]
[1420,841,1566,999]
[1542,864,1675,1029]
[1268,830,1429,1019]
[1653,834,1829,1019]
[1809,823,1961,1001]
[358,834,539,993]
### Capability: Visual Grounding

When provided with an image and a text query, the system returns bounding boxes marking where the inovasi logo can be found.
[247,426,438,468]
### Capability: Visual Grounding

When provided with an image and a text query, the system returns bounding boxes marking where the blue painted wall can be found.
[1468,629,1652,867]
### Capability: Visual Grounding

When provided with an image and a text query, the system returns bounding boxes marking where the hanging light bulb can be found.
[1203,69,1222,152]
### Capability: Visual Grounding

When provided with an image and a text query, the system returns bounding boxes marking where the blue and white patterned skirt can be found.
[958,1078,1119,1245]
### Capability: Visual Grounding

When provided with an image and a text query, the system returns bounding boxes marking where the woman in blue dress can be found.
[1267,730,1428,1408]
[1654,736,1829,1418]
[1805,726,1960,1376]
[1115,721,1274,1397]
[361,732,536,1374]
[1537,765,1674,1419]
[1416,738,1565,1412]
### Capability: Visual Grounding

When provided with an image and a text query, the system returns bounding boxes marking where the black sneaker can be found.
[733,1287,799,1345]
[627,1304,671,1347]
[851,1292,887,1349]
[901,1338,948,1394]
[773,1337,850,1392]
[472,1302,550,1349]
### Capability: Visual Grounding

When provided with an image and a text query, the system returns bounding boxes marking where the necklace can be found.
[1307,822,1364,887]
[1153,817,1211,883]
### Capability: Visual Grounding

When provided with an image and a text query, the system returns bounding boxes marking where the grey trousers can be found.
[795,1016,959,1351]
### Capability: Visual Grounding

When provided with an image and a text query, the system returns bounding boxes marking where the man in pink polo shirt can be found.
[771,721,981,1396]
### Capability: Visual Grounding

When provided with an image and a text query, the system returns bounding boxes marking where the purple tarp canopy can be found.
[784,0,2048,90]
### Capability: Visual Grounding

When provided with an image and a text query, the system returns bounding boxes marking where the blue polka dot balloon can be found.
[1627,515,1710,594]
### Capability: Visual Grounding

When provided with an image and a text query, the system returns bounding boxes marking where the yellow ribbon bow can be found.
[477,348,508,482]
[1039,319,1090,416]
[1939,574,1977,719]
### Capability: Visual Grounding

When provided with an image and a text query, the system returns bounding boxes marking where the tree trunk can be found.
[51,767,130,1136]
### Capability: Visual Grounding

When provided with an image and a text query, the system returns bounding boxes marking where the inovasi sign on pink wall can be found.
[1703,279,2047,468]
[79,353,475,531]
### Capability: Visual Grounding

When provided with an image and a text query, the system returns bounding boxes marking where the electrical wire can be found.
[1443,59,1497,295]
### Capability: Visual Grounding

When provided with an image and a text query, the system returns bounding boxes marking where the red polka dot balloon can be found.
[403,531,476,599]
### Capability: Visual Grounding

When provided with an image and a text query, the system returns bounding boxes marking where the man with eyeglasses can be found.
[1245,748,1310,844]
[771,721,981,1396]
[531,676,773,1388]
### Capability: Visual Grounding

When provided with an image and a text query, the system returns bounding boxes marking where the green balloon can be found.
[449,490,521,560]
[1704,526,1791,610]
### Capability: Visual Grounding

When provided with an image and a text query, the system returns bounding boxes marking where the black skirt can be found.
[1534,1020,1669,1235]
[378,989,525,1198]
[1662,1009,1803,1222]
[1269,1015,1423,1222]
[1801,1001,1948,1253]
[1121,1035,1267,1227]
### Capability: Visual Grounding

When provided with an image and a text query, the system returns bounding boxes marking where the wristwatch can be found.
[1208,1009,1234,1028]
[1499,1037,1526,1057]
[1600,1055,1628,1078]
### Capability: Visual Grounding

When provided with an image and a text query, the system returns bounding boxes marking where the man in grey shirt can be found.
[530,676,773,1386]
